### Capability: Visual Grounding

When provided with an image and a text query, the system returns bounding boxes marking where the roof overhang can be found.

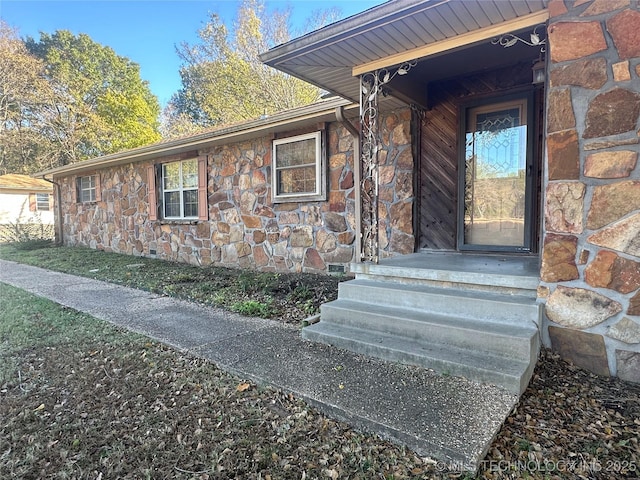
[0,186,53,193]
[261,0,549,105]
[0,174,53,191]
[35,98,358,179]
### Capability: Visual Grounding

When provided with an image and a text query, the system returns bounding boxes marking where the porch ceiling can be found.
[261,0,548,106]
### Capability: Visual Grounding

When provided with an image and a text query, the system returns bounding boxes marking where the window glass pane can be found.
[79,176,95,202]
[162,159,202,219]
[183,189,198,217]
[467,107,525,178]
[36,193,50,211]
[182,159,198,188]
[164,191,181,217]
[80,176,94,190]
[81,189,95,203]
[277,166,316,194]
[276,138,316,167]
[163,163,180,190]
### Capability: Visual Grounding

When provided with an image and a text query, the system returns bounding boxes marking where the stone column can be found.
[542,0,640,383]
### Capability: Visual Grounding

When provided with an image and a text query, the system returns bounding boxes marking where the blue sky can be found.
[1,0,383,107]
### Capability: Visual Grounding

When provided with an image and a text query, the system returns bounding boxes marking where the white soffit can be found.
[261,0,548,103]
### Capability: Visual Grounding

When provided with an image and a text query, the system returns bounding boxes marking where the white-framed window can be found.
[162,158,198,219]
[36,193,50,211]
[272,131,325,202]
[77,175,96,203]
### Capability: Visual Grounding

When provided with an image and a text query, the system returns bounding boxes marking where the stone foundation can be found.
[542,0,640,381]
[60,111,415,274]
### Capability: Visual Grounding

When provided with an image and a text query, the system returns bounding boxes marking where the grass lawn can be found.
[1,283,429,479]
[1,243,639,479]
[0,242,342,324]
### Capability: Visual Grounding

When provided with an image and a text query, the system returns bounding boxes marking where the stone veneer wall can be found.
[60,110,415,274]
[378,109,416,257]
[541,0,640,382]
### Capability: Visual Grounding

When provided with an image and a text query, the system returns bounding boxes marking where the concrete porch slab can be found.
[352,251,540,291]
[0,259,518,471]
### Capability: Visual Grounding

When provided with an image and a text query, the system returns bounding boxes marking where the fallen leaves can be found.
[236,382,252,392]
[324,467,339,479]
[483,349,640,479]
[2,324,638,480]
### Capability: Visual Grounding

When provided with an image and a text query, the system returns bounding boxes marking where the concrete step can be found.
[351,255,539,295]
[320,299,538,362]
[308,254,541,394]
[337,279,540,326]
[302,321,534,394]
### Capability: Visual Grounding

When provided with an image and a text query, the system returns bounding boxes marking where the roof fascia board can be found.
[35,99,357,178]
[0,186,52,192]
[352,9,549,76]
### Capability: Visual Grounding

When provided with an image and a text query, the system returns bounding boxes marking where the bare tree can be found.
[164,0,340,135]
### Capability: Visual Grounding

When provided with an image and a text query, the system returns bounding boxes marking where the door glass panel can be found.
[464,100,527,247]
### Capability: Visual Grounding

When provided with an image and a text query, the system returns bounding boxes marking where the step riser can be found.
[338,282,540,325]
[321,304,536,362]
[351,264,539,292]
[355,272,536,296]
[302,328,525,393]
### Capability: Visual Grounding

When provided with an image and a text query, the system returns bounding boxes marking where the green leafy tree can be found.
[0,21,54,174]
[164,0,337,135]
[25,30,161,166]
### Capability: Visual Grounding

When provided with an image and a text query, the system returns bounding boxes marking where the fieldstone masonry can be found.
[60,113,414,275]
[543,0,640,382]
[57,1,640,384]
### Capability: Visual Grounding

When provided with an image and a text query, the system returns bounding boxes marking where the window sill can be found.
[273,194,326,204]
[159,219,199,225]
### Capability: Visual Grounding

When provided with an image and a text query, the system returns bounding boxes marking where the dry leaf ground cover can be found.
[1,243,639,479]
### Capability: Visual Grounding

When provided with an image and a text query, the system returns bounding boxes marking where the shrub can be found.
[0,204,54,244]
[230,300,274,317]
[12,238,54,251]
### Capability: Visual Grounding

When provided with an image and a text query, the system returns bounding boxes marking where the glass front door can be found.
[459,94,534,252]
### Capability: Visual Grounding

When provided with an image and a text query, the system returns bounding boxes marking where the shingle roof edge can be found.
[34,98,357,178]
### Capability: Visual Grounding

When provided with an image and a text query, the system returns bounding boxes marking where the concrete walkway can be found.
[0,259,518,471]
